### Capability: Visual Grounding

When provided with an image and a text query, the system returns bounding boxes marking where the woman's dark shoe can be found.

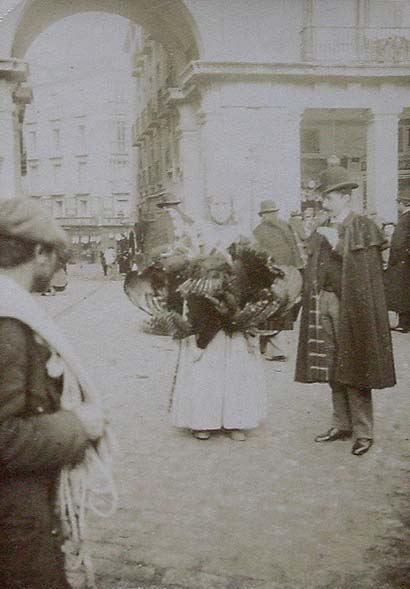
[351,438,373,456]
[315,427,352,442]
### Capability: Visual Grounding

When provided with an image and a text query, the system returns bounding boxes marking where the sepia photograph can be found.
[0,1,409,587]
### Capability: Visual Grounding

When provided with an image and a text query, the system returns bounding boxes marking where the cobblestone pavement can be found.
[41,276,410,589]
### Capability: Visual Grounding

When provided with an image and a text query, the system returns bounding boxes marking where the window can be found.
[28,131,37,153]
[77,159,87,186]
[111,156,129,182]
[77,124,86,152]
[115,120,126,153]
[301,128,321,154]
[77,198,88,216]
[103,197,113,216]
[52,128,61,151]
[398,125,410,153]
[29,161,40,194]
[52,161,62,188]
[114,196,130,217]
[53,198,64,218]
[65,197,76,216]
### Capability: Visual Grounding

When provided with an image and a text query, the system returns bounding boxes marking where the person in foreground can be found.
[295,168,396,456]
[0,198,114,588]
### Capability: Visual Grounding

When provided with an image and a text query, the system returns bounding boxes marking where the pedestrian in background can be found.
[295,168,395,456]
[99,249,108,276]
[0,198,111,588]
[289,209,308,266]
[104,245,116,278]
[385,194,410,333]
[253,199,303,361]
[381,222,396,268]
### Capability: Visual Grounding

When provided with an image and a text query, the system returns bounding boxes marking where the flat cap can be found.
[0,198,69,250]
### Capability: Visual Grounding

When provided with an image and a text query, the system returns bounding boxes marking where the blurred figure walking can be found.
[385,194,410,332]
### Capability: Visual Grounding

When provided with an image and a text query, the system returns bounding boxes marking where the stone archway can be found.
[0,0,202,199]
[11,0,201,62]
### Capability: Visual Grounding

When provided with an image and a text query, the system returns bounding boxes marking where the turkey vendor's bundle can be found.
[125,243,296,346]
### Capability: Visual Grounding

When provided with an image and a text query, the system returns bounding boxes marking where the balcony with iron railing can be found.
[301,26,410,64]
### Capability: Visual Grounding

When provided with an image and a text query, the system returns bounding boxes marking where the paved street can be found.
[41,274,410,589]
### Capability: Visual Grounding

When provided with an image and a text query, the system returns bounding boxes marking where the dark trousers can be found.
[319,290,373,440]
[398,311,410,330]
[0,478,71,589]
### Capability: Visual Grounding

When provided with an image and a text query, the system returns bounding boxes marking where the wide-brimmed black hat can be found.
[319,167,358,194]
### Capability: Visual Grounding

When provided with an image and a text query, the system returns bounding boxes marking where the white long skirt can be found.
[171,331,267,430]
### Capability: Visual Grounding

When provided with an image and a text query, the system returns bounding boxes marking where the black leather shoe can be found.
[351,438,373,456]
[314,427,352,442]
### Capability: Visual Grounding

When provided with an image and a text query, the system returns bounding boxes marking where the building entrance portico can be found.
[301,103,408,222]
[297,79,409,222]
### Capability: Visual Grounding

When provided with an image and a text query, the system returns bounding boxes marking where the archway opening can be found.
[17,1,201,263]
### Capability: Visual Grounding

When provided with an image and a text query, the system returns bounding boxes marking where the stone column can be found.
[198,84,304,232]
[252,107,303,220]
[0,79,22,199]
[176,101,201,220]
[198,84,259,233]
[272,107,303,218]
[366,110,400,222]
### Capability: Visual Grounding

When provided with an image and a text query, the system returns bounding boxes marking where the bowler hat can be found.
[258,200,279,216]
[319,167,358,194]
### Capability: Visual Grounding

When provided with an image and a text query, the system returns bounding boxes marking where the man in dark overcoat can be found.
[295,168,396,456]
[385,193,410,332]
[253,200,303,360]
[0,199,104,588]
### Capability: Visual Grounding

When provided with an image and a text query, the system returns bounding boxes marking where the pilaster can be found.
[267,107,303,218]
[366,109,400,222]
[176,101,201,220]
[0,79,22,198]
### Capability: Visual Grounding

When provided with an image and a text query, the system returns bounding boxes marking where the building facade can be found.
[131,30,188,253]
[20,55,138,260]
[1,0,410,244]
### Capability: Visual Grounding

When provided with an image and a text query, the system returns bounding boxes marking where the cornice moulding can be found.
[179,60,410,88]
[0,58,27,81]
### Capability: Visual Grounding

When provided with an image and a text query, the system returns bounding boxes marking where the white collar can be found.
[331,207,351,225]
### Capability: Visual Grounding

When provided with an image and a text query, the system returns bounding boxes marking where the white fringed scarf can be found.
[0,275,117,588]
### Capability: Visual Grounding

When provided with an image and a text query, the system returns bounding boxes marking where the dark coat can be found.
[253,218,303,329]
[253,217,303,268]
[385,209,410,313]
[295,214,396,390]
[0,318,89,589]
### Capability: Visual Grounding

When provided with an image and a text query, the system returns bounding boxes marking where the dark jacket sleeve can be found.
[0,318,90,474]
[388,213,410,267]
